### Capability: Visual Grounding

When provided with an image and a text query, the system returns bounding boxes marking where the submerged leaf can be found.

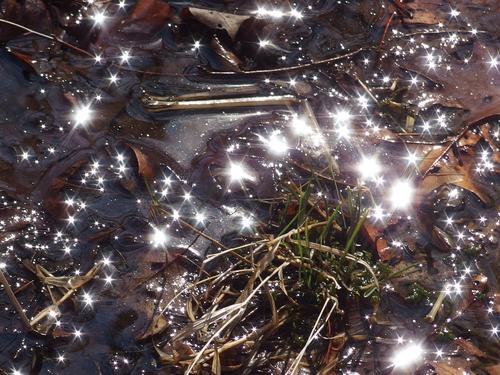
[126,144,156,181]
[402,43,500,125]
[419,154,493,206]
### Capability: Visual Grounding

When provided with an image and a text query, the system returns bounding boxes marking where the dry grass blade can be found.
[211,347,221,375]
[35,263,103,289]
[287,298,338,375]
[184,262,290,374]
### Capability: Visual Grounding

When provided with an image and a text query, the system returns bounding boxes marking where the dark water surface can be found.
[0,0,499,374]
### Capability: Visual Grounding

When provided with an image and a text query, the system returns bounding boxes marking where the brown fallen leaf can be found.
[484,364,500,375]
[209,36,242,72]
[185,7,252,41]
[126,144,156,181]
[97,0,171,46]
[402,43,500,125]
[137,308,169,341]
[127,0,171,34]
[454,338,488,359]
[419,153,493,206]
[431,226,454,252]
[427,361,467,375]
[399,1,500,38]
[361,223,393,261]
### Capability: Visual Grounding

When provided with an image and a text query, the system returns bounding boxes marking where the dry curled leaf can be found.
[185,7,252,40]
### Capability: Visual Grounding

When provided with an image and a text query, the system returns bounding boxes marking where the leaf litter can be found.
[0,0,498,374]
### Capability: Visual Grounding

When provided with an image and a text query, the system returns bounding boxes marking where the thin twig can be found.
[205,48,365,76]
[0,18,93,58]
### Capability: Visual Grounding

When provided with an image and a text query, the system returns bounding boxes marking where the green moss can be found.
[434,324,456,343]
[405,283,430,304]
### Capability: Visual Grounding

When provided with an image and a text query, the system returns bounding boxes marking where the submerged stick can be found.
[205,48,364,75]
[142,94,298,112]
[0,269,32,331]
[0,18,93,58]
[425,290,447,322]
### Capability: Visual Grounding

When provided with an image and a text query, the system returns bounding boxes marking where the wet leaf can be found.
[126,0,171,34]
[431,226,454,252]
[427,361,467,375]
[0,0,52,41]
[454,338,488,359]
[97,0,171,45]
[35,263,103,290]
[402,43,500,125]
[136,311,168,341]
[155,345,174,364]
[185,7,252,41]
[126,144,156,181]
[401,1,500,38]
[419,154,493,206]
[361,223,393,260]
[484,364,500,375]
[209,36,242,72]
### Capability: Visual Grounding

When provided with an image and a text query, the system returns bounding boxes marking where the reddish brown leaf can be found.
[402,43,500,125]
[127,0,171,34]
[419,153,493,206]
[454,338,488,359]
[361,224,394,260]
[127,144,156,181]
[484,364,500,375]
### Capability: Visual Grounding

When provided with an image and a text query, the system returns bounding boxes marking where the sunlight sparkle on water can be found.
[391,343,424,369]
[357,156,382,180]
[290,115,312,136]
[259,132,288,155]
[228,162,255,183]
[92,11,106,25]
[389,180,414,209]
[73,104,92,127]
[150,227,168,248]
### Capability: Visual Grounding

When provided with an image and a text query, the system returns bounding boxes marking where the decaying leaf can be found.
[400,1,500,38]
[426,361,467,375]
[136,311,169,340]
[431,226,454,252]
[484,364,500,375]
[185,7,252,40]
[126,144,156,181]
[209,36,242,71]
[361,223,393,260]
[35,263,103,290]
[454,338,488,359]
[419,153,493,206]
[402,43,500,125]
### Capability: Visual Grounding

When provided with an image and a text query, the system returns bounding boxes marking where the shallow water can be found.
[0,1,499,374]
